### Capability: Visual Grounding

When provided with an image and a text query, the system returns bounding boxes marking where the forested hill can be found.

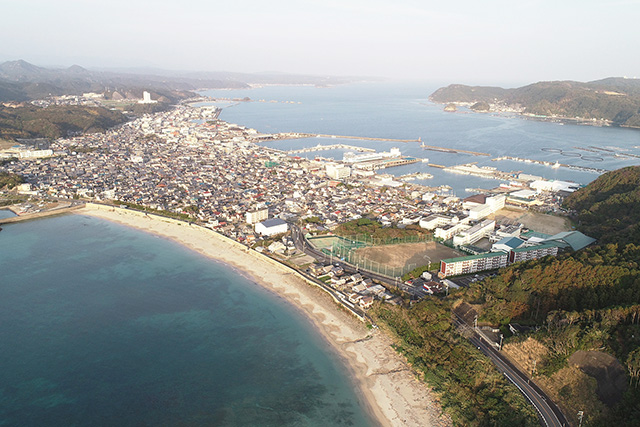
[430,78,640,127]
[462,167,640,424]
[0,104,128,142]
[372,165,640,426]
[564,166,640,244]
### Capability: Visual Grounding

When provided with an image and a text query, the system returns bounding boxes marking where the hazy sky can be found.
[2,0,639,85]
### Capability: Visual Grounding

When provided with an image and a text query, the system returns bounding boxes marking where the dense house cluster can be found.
[0,105,446,242]
[1,103,591,283]
[308,263,397,308]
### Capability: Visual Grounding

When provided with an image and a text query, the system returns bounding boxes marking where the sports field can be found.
[354,241,464,270]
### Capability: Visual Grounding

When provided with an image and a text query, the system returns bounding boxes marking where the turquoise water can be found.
[201,82,640,195]
[0,215,374,426]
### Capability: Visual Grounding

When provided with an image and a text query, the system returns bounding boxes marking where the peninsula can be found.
[430,78,640,128]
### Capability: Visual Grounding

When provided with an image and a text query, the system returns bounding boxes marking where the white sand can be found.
[79,204,451,427]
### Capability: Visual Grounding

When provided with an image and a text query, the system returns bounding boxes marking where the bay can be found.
[201,82,640,195]
[0,215,374,426]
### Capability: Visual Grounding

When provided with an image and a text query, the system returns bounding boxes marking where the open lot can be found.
[354,241,464,269]
[491,208,573,235]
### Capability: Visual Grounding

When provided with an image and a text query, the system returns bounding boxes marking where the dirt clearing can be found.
[354,241,463,269]
[491,208,573,235]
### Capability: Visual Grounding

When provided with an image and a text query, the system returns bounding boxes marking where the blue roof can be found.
[543,231,596,251]
[494,236,524,250]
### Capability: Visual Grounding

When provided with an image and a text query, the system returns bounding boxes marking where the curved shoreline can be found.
[77,204,451,427]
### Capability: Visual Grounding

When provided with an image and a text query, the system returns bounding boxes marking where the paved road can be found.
[293,224,568,427]
[453,314,568,427]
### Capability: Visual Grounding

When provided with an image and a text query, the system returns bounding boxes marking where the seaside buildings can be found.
[0,100,590,287]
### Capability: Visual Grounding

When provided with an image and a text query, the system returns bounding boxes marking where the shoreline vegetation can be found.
[77,203,452,427]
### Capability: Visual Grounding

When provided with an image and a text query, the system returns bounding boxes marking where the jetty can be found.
[313,134,419,143]
[0,204,85,225]
[288,144,376,154]
[492,156,607,174]
[420,143,491,157]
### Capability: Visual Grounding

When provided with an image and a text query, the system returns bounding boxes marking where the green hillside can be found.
[564,166,640,244]
[0,104,127,141]
[430,78,640,127]
[373,166,640,426]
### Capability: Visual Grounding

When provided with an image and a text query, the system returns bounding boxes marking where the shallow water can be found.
[0,215,373,426]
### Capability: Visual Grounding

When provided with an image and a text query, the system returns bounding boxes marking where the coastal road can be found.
[453,313,568,427]
[292,224,568,427]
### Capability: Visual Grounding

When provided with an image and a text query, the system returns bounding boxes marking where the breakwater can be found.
[287,144,376,154]
[493,155,607,173]
[0,204,85,225]
[420,144,491,157]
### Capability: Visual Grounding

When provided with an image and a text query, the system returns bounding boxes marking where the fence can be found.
[308,233,433,278]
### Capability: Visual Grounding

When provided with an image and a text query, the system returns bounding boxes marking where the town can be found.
[0,98,595,312]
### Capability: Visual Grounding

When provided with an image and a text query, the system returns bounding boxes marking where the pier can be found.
[313,134,420,143]
[420,143,491,157]
[287,144,376,154]
[492,156,607,174]
[0,204,85,225]
[353,157,420,171]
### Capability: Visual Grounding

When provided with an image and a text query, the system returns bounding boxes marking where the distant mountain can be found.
[0,60,373,103]
[430,78,640,128]
[0,60,250,102]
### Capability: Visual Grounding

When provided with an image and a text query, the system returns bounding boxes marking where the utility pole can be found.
[474,315,478,329]
[499,334,504,351]
[532,359,537,377]
[577,411,584,427]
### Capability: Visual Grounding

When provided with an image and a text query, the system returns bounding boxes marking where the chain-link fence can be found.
[308,234,433,278]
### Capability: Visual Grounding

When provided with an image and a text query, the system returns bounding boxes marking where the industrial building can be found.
[255,218,288,236]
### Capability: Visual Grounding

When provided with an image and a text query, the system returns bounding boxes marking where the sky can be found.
[2,0,639,85]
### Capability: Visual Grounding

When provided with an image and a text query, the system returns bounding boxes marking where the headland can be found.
[78,203,451,427]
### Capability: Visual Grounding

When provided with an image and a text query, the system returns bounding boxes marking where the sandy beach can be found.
[78,203,451,427]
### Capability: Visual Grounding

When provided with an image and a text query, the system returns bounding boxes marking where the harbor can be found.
[493,155,607,174]
[287,144,376,154]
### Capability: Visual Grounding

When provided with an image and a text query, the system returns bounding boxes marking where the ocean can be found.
[0,215,374,426]
[200,82,640,195]
[4,81,640,426]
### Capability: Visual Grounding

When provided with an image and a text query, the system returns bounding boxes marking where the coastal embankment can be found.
[0,204,84,225]
[78,203,451,427]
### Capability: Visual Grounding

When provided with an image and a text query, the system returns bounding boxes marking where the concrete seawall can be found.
[0,204,85,225]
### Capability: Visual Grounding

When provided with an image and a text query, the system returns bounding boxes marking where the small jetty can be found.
[0,204,85,225]
[288,144,376,154]
[493,155,607,173]
[313,134,420,143]
[420,143,491,157]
